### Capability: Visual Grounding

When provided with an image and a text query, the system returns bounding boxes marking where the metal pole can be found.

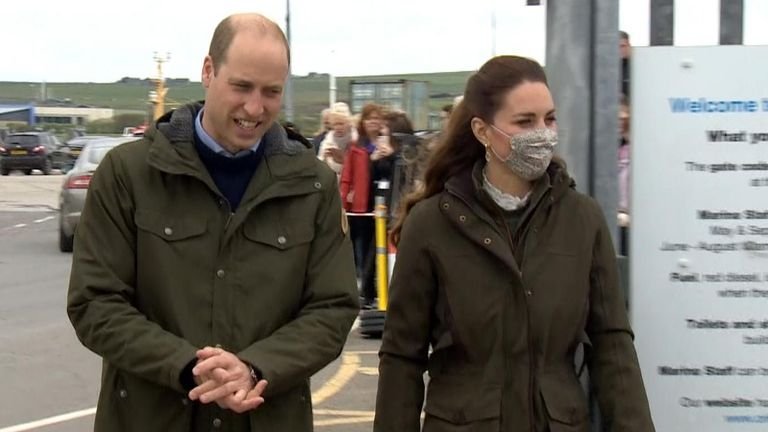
[284,0,294,122]
[329,74,337,106]
[719,0,743,45]
[650,0,675,46]
[591,0,620,244]
[546,0,592,199]
[491,0,497,57]
[374,194,389,311]
[329,50,337,107]
[545,0,620,249]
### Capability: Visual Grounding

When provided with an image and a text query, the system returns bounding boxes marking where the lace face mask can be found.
[487,126,558,181]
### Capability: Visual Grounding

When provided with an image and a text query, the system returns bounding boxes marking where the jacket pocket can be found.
[243,219,314,250]
[423,375,501,431]
[540,371,589,431]
[135,209,207,241]
[98,368,191,432]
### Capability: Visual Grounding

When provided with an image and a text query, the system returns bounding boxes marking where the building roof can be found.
[0,105,34,115]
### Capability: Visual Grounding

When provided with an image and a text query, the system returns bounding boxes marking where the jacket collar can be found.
[145,102,311,177]
[441,157,574,272]
[143,103,319,224]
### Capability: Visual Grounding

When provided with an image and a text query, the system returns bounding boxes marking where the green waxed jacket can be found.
[67,103,359,432]
[375,159,655,432]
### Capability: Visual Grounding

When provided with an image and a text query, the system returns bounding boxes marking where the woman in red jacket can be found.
[340,103,384,291]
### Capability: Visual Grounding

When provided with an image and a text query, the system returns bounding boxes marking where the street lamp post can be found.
[152,52,171,121]
[284,0,295,122]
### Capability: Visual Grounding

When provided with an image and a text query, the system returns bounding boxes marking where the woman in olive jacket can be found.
[374,56,655,432]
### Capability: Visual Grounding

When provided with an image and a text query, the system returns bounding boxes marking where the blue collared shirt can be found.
[195,109,261,158]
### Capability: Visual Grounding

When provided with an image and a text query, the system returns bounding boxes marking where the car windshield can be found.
[73,138,132,171]
[86,145,116,165]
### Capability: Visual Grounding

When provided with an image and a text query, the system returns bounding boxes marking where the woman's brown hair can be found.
[389,55,548,245]
[357,103,385,142]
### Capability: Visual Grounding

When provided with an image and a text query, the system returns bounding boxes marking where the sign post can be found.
[631,45,768,430]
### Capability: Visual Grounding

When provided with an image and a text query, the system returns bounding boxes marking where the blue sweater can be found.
[193,133,265,211]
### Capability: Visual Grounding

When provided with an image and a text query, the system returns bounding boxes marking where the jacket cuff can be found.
[179,358,197,392]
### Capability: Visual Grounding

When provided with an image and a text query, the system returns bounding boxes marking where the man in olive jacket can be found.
[67,13,359,432]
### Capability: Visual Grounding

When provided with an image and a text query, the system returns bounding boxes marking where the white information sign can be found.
[631,46,768,431]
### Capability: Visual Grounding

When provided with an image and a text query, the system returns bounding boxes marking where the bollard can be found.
[374,195,389,311]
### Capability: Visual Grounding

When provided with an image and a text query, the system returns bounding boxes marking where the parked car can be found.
[59,136,135,252]
[0,132,61,175]
[50,135,109,174]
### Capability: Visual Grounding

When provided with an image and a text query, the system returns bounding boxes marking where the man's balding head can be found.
[208,13,290,73]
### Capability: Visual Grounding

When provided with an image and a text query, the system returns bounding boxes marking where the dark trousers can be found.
[349,216,374,280]
[619,226,629,256]
[360,239,377,304]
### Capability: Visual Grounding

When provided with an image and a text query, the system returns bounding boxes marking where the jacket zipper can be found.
[489,207,535,432]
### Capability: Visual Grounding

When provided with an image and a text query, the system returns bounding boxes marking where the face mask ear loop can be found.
[488,124,513,162]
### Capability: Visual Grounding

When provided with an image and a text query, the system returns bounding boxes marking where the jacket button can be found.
[277,236,287,245]
[216,269,225,279]
[314,182,322,189]
[459,215,466,222]
[212,418,222,428]
[442,202,450,210]
[181,397,189,406]
[119,389,128,398]
[483,238,492,245]
[525,290,532,296]
[163,227,173,236]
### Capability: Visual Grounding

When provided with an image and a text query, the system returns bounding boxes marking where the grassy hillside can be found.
[0,71,472,132]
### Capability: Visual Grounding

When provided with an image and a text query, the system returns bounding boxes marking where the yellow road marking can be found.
[311,353,360,405]
[315,409,375,416]
[358,367,379,376]
[315,415,375,427]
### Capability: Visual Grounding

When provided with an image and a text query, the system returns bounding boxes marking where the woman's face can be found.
[478,81,557,160]
[363,111,383,137]
[619,104,630,136]
[332,118,349,137]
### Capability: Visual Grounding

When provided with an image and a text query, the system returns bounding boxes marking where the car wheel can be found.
[23,169,33,175]
[59,223,74,253]
[0,168,9,176]
[42,158,52,175]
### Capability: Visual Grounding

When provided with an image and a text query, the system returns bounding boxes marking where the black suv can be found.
[0,132,60,175]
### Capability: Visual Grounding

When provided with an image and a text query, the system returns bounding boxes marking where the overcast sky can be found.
[1,0,767,82]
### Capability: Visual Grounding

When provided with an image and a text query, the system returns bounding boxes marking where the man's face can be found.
[619,37,631,60]
[201,31,289,152]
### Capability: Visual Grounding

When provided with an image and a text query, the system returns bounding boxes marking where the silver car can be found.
[58,137,137,252]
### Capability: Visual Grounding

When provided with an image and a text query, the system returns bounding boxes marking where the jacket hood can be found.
[546,155,576,200]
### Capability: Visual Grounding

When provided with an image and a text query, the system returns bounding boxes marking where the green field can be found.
[0,71,472,132]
